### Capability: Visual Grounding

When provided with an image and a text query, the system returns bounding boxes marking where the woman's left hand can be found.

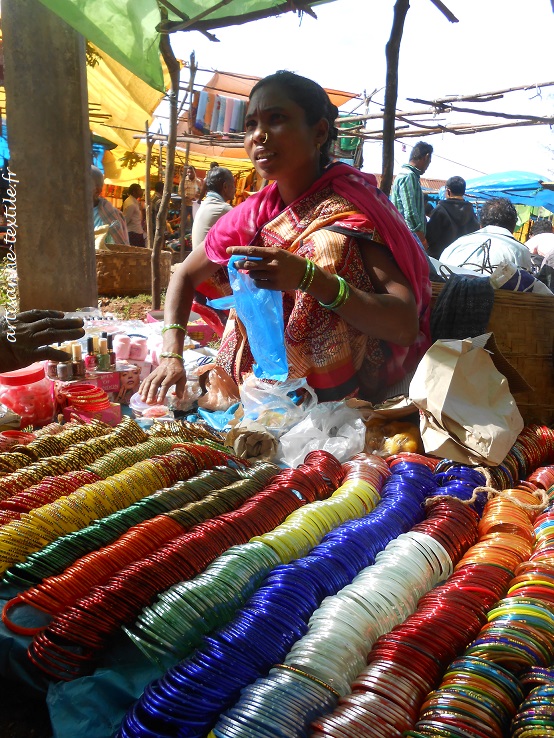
[227,246,306,292]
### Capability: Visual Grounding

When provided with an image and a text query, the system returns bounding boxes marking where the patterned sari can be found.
[203,163,431,402]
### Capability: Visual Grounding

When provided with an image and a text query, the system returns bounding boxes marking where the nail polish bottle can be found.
[56,349,73,381]
[46,346,59,379]
[97,338,111,371]
[84,336,98,372]
[71,342,86,378]
[107,334,116,367]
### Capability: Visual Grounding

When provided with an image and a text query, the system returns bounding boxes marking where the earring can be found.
[316,142,321,151]
[261,133,268,144]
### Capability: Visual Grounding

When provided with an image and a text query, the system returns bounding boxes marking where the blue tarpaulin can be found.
[464,171,554,213]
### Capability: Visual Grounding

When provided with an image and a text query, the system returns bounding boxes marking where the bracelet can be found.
[298,259,316,292]
[159,352,184,361]
[161,324,187,334]
[318,275,350,310]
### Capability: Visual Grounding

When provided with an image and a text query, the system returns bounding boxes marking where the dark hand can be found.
[227,246,306,292]
[0,310,85,373]
[139,358,187,404]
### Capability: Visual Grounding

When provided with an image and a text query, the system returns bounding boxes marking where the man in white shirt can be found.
[191,167,235,250]
[440,197,533,273]
[122,183,145,247]
[525,218,554,262]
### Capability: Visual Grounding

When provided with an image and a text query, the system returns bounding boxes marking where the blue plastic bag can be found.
[209,255,289,381]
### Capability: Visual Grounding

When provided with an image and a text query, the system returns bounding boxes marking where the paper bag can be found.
[409,337,523,465]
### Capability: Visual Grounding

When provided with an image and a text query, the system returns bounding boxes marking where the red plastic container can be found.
[0,363,55,429]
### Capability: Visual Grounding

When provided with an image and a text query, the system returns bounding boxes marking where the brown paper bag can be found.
[409,337,523,466]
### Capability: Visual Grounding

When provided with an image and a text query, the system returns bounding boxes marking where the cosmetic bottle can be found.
[97,338,111,371]
[107,334,116,367]
[56,349,74,381]
[84,336,98,372]
[71,342,86,378]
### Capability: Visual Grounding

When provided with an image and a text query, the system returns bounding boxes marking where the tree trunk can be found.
[381,0,410,196]
[152,25,180,311]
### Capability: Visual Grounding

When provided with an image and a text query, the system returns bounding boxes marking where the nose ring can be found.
[261,132,268,144]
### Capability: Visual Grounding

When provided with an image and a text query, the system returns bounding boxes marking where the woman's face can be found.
[186,168,194,180]
[244,84,328,187]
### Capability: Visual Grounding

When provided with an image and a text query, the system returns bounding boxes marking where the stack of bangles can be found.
[298,259,350,310]
[62,384,111,412]
[160,324,188,362]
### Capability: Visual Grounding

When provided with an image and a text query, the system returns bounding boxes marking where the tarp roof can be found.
[88,43,168,150]
[464,171,554,213]
[103,142,255,186]
[37,0,339,91]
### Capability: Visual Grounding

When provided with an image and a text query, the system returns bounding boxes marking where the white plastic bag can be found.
[239,375,317,436]
[277,402,366,468]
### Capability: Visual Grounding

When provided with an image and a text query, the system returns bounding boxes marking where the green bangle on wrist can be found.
[319,275,350,310]
[161,323,187,334]
[298,259,316,292]
[160,352,184,361]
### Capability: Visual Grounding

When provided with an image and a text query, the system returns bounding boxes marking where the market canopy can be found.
[36,0,339,92]
[464,171,554,213]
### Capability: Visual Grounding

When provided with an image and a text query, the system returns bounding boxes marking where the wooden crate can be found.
[431,283,554,424]
[96,244,172,297]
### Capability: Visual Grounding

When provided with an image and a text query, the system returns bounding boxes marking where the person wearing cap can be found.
[426,176,479,259]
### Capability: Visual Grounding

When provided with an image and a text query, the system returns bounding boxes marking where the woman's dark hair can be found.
[479,197,518,233]
[250,71,339,167]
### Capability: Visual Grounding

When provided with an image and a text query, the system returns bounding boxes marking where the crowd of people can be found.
[139,70,553,409]
[8,69,551,406]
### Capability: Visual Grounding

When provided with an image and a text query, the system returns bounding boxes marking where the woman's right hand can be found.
[139,358,187,404]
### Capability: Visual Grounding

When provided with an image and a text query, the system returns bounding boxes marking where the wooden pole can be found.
[2,0,97,310]
[180,52,197,261]
[381,0,410,196]
[144,122,154,250]
[152,17,180,311]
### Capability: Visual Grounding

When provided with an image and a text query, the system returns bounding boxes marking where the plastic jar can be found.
[0,364,55,429]
[129,392,171,420]
[113,334,131,361]
[128,336,148,362]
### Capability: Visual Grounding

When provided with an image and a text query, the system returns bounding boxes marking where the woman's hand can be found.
[227,246,306,292]
[139,358,187,404]
[0,310,85,373]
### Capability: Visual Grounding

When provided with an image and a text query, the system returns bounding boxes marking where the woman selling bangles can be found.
[141,71,431,405]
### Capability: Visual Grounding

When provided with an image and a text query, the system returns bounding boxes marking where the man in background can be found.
[390,141,433,249]
[192,167,235,250]
[426,176,479,259]
[91,165,129,245]
[123,183,145,247]
[440,197,533,272]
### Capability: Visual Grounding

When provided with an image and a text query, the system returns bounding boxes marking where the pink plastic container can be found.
[0,363,54,428]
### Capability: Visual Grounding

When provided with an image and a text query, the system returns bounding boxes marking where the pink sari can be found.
[204,163,431,400]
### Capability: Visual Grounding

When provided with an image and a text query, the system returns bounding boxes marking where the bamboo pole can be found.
[152,15,180,311]
[144,123,154,250]
[381,0,410,196]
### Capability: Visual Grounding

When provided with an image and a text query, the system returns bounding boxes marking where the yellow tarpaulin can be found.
[88,43,169,150]
[103,143,255,186]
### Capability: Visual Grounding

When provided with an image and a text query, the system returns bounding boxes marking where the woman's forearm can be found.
[305,266,419,346]
[161,245,220,353]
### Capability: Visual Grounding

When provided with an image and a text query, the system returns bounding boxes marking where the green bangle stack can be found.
[319,275,350,310]
[298,259,316,292]
[161,324,187,334]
